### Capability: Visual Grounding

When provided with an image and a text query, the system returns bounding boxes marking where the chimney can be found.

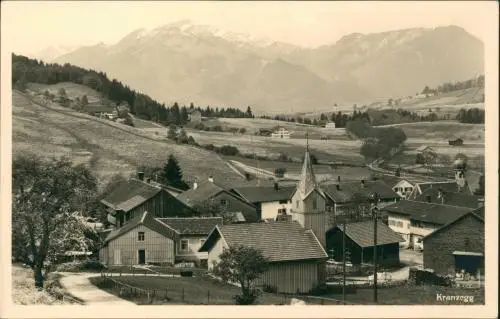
[193,182,198,190]
[477,198,484,208]
[137,171,144,181]
[208,175,214,183]
[274,182,279,190]
[336,184,340,191]
[425,195,432,203]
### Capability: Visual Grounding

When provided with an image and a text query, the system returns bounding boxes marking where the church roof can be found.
[295,147,325,200]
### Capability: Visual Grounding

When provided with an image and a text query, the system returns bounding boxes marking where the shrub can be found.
[234,289,261,305]
[239,128,247,134]
[218,145,240,156]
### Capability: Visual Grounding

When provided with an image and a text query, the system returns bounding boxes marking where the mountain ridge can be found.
[50,22,484,113]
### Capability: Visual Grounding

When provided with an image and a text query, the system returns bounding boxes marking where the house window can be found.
[278,208,287,215]
[125,212,131,221]
[138,232,145,241]
[180,239,189,251]
[220,199,228,207]
[296,200,299,208]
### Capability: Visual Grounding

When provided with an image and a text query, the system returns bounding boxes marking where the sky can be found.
[1,1,495,55]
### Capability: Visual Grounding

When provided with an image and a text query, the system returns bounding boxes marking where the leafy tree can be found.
[14,79,27,92]
[239,128,247,134]
[159,155,189,190]
[213,245,269,305]
[12,155,98,288]
[177,129,189,144]
[274,167,287,178]
[246,106,253,118]
[123,115,134,127]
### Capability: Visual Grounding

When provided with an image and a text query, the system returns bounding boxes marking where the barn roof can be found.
[330,220,405,248]
[408,181,472,199]
[382,200,473,225]
[104,211,179,244]
[231,185,296,203]
[415,188,483,209]
[176,182,225,207]
[321,180,400,203]
[101,178,162,213]
[199,221,328,263]
[157,217,223,235]
[423,207,484,242]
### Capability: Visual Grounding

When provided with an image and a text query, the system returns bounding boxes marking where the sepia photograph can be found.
[0,1,498,318]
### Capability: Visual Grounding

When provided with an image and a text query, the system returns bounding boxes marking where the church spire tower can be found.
[290,136,327,248]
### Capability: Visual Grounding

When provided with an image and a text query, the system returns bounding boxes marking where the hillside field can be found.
[12,90,248,188]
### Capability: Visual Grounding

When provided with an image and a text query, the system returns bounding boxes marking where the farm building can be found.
[230,184,295,221]
[157,217,222,267]
[326,220,404,266]
[176,180,259,223]
[84,104,116,119]
[271,127,291,139]
[391,179,415,199]
[423,207,484,276]
[406,179,472,201]
[416,145,436,154]
[382,200,473,250]
[448,138,464,146]
[258,128,273,136]
[188,110,202,123]
[321,180,400,228]
[199,221,328,293]
[100,211,179,266]
[324,122,336,129]
[101,174,193,228]
[414,187,484,209]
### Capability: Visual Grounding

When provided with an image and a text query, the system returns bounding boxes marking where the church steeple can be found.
[296,132,324,199]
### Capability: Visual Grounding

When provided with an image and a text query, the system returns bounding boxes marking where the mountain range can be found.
[41,21,484,113]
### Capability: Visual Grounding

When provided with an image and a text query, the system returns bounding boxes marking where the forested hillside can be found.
[12,54,253,126]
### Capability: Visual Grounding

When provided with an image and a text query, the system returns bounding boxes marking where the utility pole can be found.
[369,192,380,304]
[342,220,346,304]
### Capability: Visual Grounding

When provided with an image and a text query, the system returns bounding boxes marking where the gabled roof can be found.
[329,220,404,248]
[382,200,473,225]
[407,181,472,200]
[295,149,325,200]
[199,221,328,263]
[101,178,162,213]
[104,211,180,244]
[157,217,223,235]
[423,207,484,242]
[321,180,400,203]
[466,170,483,194]
[415,188,483,209]
[231,185,296,203]
[176,182,225,207]
[416,145,436,152]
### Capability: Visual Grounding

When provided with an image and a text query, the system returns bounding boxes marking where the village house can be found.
[199,146,329,293]
[188,110,202,123]
[382,200,473,250]
[85,104,116,119]
[230,183,295,221]
[157,217,222,267]
[321,180,400,228]
[101,173,193,228]
[422,207,484,277]
[176,179,259,223]
[326,220,404,266]
[414,187,484,209]
[391,179,415,199]
[100,211,179,266]
[270,127,291,139]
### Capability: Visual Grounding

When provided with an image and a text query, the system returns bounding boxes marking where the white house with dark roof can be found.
[199,146,329,293]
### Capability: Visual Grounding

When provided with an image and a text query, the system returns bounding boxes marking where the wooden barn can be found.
[100,211,179,266]
[423,207,484,276]
[101,174,193,228]
[326,220,404,266]
[448,138,464,146]
[199,221,328,293]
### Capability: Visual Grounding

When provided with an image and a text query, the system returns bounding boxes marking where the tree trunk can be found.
[34,265,44,289]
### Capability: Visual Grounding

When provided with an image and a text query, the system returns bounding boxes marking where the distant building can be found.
[448,138,464,146]
[188,110,202,123]
[271,127,291,139]
[326,220,404,266]
[382,200,474,250]
[414,187,484,209]
[423,207,484,276]
[324,122,336,129]
[416,145,437,154]
[84,104,116,119]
